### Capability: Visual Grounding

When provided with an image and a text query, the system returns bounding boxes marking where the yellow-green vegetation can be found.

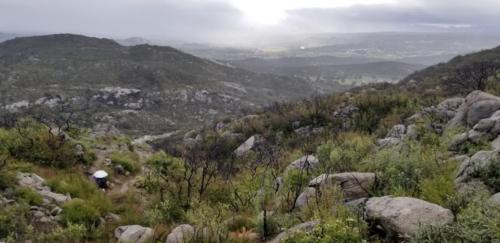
[1,84,500,242]
[111,151,140,173]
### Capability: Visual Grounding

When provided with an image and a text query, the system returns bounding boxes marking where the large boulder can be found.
[286,155,320,172]
[365,196,454,238]
[487,192,500,208]
[234,135,265,157]
[309,172,376,201]
[267,221,319,243]
[386,124,407,139]
[17,172,71,205]
[436,97,465,120]
[294,187,316,210]
[376,124,411,148]
[448,91,500,128]
[114,225,154,243]
[456,150,500,185]
[166,224,195,243]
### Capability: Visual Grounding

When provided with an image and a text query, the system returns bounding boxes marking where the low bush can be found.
[0,204,29,239]
[47,173,112,214]
[411,203,500,242]
[61,199,101,228]
[111,151,140,173]
[16,187,43,206]
[146,199,185,225]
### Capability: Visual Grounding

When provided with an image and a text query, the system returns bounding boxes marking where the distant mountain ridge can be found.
[0,34,314,135]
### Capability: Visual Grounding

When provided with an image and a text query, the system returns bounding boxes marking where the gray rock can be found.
[456,150,500,184]
[267,221,319,243]
[448,132,468,151]
[50,206,62,216]
[286,155,320,171]
[406,124,418,140]
[166,224,195,243]
[492,136,500,150]
[234,135,265,157]
[387,124,406,139]
[106,213,122,222]
[365,196,454,238]
[448,91,500,128]
[294,126,312,136]
[75,144,85,157]
[376,137,403,149]
[487,193,500,208]
[468,129,487,143]
[114,164,127,175]
[456,180,492,198]
[294,187,316,210]
[37,190,71,205]
[114,225,154,243]
[436,97,465,120]
[309,172,376,201]
[17,172,46,189]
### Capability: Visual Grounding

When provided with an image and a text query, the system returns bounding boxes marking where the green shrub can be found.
[226,215,257,232]
[1,119,84,168]
[419,166,456,206]
[35,223,87,242]
[47,173,111,214]
[61,199,101,228]
[255,214,281,238]
[411,203,500,242]
[16,187,43,206]
[146,199,185,225]
[472,161,500,192]
[0,204,29,239]
[284,217,366,243]
[111,151,140,173]
[317,132,373,173]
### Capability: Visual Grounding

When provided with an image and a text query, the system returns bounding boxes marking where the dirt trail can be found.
[91,143,153,195]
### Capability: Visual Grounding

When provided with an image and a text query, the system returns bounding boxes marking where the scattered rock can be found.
[234,135,265,157]
[105,213,122,222]
[365,196,454,238]
[387,124,406,139]
[17,172,71,205]
[309,172,376,201]
[268,221,319,243]
[113,164,127,176]
[114,225,154,243]
[50,206,63,216]
[455,150,499,185]
[75,144,85,158]
[448,90,500,128]
[492,135,500,150]
[294,187,316,210]
[436,97,465,120]
[448,132,468,151]
[286,155,320,171]
[487,192,500,208]
[376,137,403,148]
[166,224,195,243]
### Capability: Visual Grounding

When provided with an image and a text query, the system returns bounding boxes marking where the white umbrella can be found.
[93,170,108,179]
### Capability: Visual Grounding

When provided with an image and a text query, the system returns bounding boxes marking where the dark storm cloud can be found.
[284,0,500,33]
[0,0,246,41]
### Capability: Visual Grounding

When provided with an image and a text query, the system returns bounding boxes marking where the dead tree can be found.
[448,62,500,94]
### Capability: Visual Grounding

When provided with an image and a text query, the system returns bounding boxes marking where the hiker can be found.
[92,170,109,189]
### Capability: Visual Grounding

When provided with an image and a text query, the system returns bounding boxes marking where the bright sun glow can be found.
[227,0,398,25]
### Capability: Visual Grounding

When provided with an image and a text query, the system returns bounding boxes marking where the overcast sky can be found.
[1,0,499,45]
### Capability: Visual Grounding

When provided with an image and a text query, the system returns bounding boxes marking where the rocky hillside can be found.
[227,57,423,93]
[0,34,313,135]
[0,40,499,243]
[403,45,500,95]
